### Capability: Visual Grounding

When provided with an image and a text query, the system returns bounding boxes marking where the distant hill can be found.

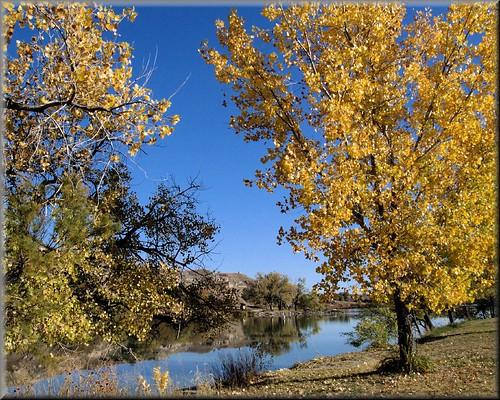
[180,269,255,306]
[180,269,370,310]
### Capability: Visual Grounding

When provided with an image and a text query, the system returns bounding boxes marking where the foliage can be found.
[242,272,296,310]
[201,3,496,370]
[293,278,307,310]
[242,273,322,312]
[4,3,178,182]
[411,355,435,373]
[344,307,397,349]
[5,169,226,351]
[173,269,239,332]
[210,348,269,388]
[297,291,324,312]
[3,3,234,352]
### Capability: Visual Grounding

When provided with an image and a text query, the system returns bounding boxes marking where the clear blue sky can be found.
[114,5,447,287]
[118,6,317,285]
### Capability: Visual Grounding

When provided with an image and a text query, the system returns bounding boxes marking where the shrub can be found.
[210,349,269,388]
[377,354,435,374]
[344,307,397,348]
[411,355,435,373]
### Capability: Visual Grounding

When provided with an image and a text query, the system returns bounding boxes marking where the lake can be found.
[121,310,363,389]
[8,310,451,395]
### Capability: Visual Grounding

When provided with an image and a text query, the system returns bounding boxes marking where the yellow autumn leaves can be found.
[3,3,179,169]
[202,4,496,315]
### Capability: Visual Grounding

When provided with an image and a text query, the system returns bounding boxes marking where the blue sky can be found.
[114,5,451,287]
[6,4,450,288]
[117,6,318,285]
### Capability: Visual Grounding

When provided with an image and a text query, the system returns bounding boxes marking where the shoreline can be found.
[239,301,371,318]
[200,318,496,397]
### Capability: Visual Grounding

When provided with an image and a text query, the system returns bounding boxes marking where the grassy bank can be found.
[203,318,496,397]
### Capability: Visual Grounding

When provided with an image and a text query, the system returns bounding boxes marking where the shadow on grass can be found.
[417,329,496,344]
[253,369,381,387]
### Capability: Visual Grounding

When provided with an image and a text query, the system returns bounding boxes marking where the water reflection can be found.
[8,311,361,394]
[243,315,321,355]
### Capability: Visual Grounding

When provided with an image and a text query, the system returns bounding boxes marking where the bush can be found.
[411,355,435,373]
[210,349,269,388]
[344,307,397,348]
[377,354,435,374]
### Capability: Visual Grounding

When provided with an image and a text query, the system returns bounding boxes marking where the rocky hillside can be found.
[181,269,255,306]
[181,269,253,291]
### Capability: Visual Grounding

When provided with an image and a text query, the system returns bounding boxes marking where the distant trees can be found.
[297,290,323,312]
[292,278,306,311]
[242,272,293,311]
[242,273,322,312]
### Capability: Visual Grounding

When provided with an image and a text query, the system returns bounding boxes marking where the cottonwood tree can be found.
[3,3,229,352]
[292,278,306,310]
[4,4,179,193]
[201,4,496,371]
[243,272,296,310]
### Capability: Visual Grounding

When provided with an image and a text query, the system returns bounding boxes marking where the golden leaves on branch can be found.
[4,3,179,176]
[202,4,496,313]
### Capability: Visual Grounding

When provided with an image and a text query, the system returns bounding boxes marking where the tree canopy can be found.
[202,4,496,370]
[3,3,234,353]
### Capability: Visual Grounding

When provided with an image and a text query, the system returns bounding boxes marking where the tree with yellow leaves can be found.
[3,3,235,353]
[3,3,179,191]
[2,2,180,351]
[202,4,496,371]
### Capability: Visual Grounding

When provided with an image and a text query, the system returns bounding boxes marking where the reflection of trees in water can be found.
[121,312,354,360]
[325,312,353,323]
[241,315,321,356]
[127,322,224,360]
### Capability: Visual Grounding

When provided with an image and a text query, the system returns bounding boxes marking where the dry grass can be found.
[211,318,497,397]
[9,365,173,397]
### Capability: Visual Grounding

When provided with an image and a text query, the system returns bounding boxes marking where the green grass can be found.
[421,321,463,338]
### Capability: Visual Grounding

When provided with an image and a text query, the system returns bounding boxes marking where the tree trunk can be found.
[394,292,414,372]
[489,296,495,318]
[412,315,422,336]
[423,313,434,331]
[448,309,454,324]
[463,304,471,319]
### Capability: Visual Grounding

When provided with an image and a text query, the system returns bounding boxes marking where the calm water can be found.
[9,310,452,395]
[129,311,363,389]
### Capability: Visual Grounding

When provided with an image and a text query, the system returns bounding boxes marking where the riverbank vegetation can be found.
[242,273,324,312]
[202,318,496,397]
